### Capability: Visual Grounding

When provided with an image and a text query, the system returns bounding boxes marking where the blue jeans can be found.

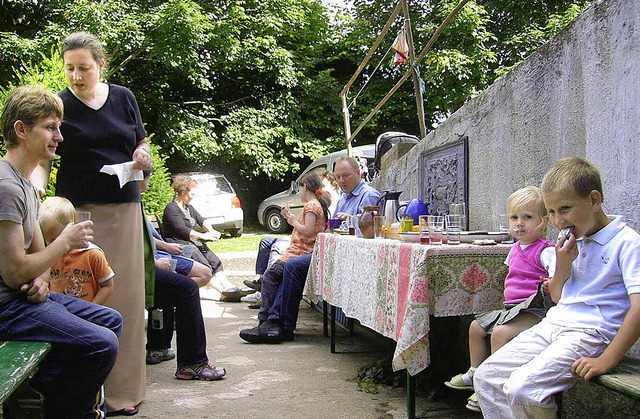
[267,254,311,332]
[147,268,208,367]
[257,260,285,321]
[0,292,122,419]
[255,237,289,274]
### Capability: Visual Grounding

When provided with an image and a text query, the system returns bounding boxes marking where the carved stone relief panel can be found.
[419,136,468,229]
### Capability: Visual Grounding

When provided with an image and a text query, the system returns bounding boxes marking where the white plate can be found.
[398,232,421,243]
[460,231,506,243]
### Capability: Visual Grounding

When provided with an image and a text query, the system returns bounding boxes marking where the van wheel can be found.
[266,209,290,234]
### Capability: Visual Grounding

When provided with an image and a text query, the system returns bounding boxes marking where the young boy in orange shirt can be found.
[39,196,114,304]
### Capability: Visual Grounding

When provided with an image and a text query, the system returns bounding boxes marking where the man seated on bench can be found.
[0,85,123,418]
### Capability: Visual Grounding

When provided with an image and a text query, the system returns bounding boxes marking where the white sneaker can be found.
[241,291,261,303]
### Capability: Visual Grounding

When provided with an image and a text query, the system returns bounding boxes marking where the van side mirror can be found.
[290,181,299,194]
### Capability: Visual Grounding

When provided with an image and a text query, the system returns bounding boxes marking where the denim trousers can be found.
[146,268,208,367]
[257,260,285,321]
[255,237,289,274]
[267,254,312,332]
[0,292,122,419]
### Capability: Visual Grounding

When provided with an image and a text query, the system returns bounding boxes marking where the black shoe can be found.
[239,325,263,343]
[243,278,261,291]
[259,320,294,342]
[239,320,293,343]
[248,303,260,309]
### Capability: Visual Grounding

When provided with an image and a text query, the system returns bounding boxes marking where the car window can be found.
[193,176,234,195]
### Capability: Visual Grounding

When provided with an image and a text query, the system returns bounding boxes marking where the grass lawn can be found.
[208,224,290,253]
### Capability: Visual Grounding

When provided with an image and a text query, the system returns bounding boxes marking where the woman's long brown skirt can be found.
[80,202,146,412]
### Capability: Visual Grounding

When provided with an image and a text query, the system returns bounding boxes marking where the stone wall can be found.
[373,0,639,233]
[373,0,640,359]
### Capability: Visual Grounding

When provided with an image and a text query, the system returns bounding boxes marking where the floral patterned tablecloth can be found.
[305,233,510,376]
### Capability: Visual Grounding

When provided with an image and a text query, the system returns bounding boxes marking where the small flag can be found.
[392,30,408,65]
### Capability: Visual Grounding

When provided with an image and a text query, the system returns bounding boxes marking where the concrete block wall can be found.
[373,0,640,357]
[373,0,639,232]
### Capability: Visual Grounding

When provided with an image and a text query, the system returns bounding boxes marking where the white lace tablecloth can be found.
[305,233,510,375]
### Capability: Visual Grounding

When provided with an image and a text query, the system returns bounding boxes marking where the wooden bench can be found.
[593,357,640,401]
[561,356,640,417]
[0,341,51,415]
[147,213,163,237]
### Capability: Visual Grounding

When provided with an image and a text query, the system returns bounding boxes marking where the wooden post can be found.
[403,0,427,139]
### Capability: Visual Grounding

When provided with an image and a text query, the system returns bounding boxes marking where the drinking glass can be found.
[449,203,466,230]
[418,215,430,244]
[446,214,462,245]
[427,215,444,245]
[400,215,414,233]
[373,215,385,239]
[74,211,91,223]
[499,213,514,244]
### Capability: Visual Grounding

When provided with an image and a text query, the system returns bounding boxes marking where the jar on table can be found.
[358,205,380,238]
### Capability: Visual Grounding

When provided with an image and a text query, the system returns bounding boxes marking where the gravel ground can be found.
[137,298,478,419]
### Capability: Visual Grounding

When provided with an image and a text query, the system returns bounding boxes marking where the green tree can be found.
[0,0,593,205]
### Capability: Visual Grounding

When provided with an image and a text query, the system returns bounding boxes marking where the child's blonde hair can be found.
[541,157,603,201]
[39,196,75,232]
[506,186,548,234]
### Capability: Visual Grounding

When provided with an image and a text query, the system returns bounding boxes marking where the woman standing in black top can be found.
[34,31,151,416]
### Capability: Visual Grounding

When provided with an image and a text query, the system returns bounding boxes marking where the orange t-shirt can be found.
[48,243,114,302]
[281,200,326,262]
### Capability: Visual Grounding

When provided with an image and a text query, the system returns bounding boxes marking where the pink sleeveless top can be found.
[503,238,555,304]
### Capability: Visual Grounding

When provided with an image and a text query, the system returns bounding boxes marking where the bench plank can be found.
[593,357,640,401]
[0,341,51,405]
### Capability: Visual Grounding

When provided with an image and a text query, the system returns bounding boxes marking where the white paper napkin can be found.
[99,161,143,188]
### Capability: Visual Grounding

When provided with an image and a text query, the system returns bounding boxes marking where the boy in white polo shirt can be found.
[474,157,640,417]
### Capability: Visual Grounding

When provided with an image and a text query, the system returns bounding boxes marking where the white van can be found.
[257,144,375,233]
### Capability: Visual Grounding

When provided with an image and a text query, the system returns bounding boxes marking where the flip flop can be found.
[106,404,139,416]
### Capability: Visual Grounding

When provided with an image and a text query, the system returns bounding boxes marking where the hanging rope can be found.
[348,43,394,110]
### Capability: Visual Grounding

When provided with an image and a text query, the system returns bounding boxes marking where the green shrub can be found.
[142,140,174,216]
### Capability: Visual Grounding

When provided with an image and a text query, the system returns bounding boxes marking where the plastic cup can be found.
[74,211,91,223]
[328,218,341,232]
[160,257,177,272]
[373,215,384,239]
[182,244,196,258]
